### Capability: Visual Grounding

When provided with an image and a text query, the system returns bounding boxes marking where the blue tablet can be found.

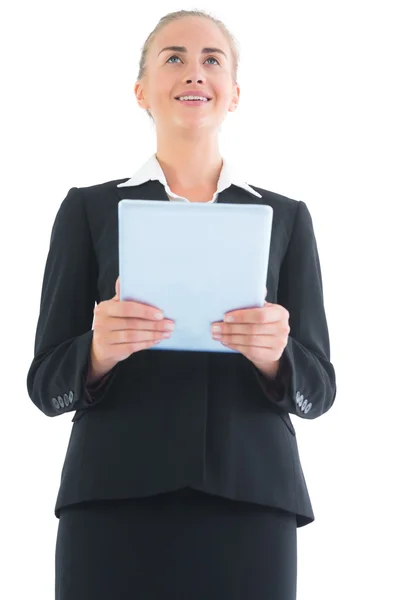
[118,199,273,353]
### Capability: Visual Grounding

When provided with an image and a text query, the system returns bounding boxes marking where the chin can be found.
[175,113,224,130]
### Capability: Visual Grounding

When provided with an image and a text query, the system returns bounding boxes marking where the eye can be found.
[166,55,181,64]
[166,55,220,65]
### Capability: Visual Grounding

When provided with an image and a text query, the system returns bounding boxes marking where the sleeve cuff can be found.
[84,372,113,404]
[251,350,292,404]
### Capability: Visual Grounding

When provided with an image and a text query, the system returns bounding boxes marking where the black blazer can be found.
[26,178,336,527]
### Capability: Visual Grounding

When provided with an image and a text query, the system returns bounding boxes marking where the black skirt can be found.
[55,487,297,600]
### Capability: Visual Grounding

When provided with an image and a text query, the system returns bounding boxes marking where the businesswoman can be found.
[26,9,336,600]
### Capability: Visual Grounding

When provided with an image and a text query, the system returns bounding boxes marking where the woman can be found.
[26,9,336,600]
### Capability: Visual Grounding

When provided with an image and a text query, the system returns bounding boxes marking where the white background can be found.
[1,0,399,598]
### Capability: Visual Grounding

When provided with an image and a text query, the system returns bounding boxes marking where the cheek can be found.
[217,92,236,112]
[148,75,171,104]
[214,78,236,105]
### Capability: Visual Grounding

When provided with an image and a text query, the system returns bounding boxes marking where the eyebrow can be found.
[158,46,227,59]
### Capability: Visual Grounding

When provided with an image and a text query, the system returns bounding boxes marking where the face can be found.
[134,17,240,133]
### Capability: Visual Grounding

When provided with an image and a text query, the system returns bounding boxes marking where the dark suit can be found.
[26,179,336,528]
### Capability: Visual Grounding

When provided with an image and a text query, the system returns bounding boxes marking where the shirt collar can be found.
[116,153,262,199]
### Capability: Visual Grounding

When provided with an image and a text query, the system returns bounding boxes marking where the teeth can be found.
[178,96,209,101]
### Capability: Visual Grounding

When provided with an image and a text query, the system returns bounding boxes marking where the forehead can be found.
[153,17,228,51]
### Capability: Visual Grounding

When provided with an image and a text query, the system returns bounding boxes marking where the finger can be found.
[224,304,282,324]
[224,306,269,324]
[110,327,171,345]
[108,298,165,321]
[220,334,276,349]
[108,337,167,359]
[212,323,273,336]
[110,316,174,332]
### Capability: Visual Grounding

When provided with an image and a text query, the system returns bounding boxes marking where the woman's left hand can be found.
[210,288,290,378]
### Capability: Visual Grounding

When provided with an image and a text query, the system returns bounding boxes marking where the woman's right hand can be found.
[89,276,175,377]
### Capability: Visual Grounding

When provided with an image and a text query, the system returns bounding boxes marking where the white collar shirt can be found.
[116,153,262,202]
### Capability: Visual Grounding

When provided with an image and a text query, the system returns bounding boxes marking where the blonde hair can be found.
[136,9,240,120]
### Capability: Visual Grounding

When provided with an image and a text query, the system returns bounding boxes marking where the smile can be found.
[175,98,211,106]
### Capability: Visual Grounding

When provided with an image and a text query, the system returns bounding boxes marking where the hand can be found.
[210,287,290,377]
[91,276,175,368]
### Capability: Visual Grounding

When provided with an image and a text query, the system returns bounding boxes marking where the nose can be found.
[184,76,205,85]
[182,63,206,86]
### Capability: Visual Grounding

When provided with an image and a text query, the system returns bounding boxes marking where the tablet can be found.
[118,199,273,353]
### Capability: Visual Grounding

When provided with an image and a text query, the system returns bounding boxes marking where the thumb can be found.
[115,275,120,299]
[264,286,272,306]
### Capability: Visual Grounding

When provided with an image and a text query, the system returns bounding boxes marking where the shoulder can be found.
[74,177,130,197]
[58,177,130,216]
[247,183,301,210]
[244,185,315,247]
[245,183,308,229]
[248,184,312,219]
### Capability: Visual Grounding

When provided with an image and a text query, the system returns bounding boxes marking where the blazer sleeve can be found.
[251,200,337,419]
[26,187,122,417]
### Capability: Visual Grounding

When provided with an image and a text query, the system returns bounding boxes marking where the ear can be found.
[228,83,240,113]
[134,80,149,110]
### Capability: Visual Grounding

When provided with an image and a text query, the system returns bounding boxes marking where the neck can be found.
[155,130,222,191]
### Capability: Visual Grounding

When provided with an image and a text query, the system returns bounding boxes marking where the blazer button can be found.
[64,393,70,407]
[304,402,312,414]
[58,395,65,408]
[52,397,60,410]
[69,391,74,404]
[296,391,304,407]
[301,398,308,411]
